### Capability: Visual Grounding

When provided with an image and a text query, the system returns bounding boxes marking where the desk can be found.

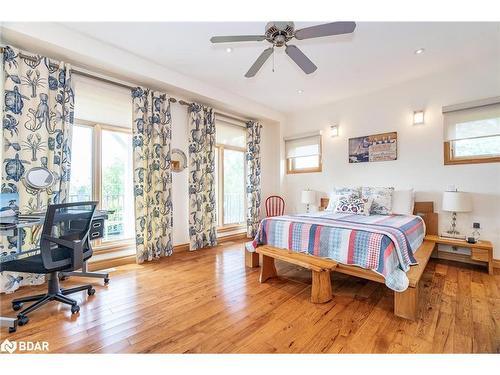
[1,210,110,333]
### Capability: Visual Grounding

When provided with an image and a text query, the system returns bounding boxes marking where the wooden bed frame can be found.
[245,201,438,320]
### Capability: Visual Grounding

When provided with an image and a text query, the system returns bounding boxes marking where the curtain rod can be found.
[1,46,253,122]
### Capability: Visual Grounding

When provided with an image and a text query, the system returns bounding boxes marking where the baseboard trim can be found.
[89,254,136,271]
[173,243,190,253]
[493,259,500,269]
[218,232,248,244]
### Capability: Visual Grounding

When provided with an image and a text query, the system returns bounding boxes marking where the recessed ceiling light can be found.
[226,47,233,53]
[297,89,304,94]
[414,48,425,55]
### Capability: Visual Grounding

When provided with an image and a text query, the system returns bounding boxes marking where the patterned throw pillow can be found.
[334,196,373,216]
[325,187,361,211]
[361,186,395,215]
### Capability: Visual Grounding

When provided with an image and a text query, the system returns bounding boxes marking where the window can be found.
[69,124,134,246]
[443,97,500,165]
[101,129,134,242]
[215,119,247,229]
[68,125,93,202]
[70,75,134,248]
[285,133,322,173]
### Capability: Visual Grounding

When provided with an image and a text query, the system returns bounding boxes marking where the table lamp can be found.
[301,190,316,213]
[442,190,472,238]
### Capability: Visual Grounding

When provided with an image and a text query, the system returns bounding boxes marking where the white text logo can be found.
[0,339,49,353]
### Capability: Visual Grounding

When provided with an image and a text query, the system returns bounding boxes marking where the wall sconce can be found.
[330,124,339,137]
[413,110,425,125]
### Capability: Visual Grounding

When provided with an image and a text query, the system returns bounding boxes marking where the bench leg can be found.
[259,255,277,283]
[245,249,260,268]
[394,284,419,320]
[311,270,332,304]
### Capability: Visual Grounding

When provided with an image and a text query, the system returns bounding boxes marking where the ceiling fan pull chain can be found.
[272,47,275,72]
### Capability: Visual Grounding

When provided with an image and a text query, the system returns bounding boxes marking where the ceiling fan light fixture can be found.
[414,48,425,55]
[297,89,304,94]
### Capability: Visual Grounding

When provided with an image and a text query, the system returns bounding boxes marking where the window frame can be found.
[443,98,500,166]
[73,119,135,251]
[444,139,500,165]
[286,135,323,174]
[215,142,247,232]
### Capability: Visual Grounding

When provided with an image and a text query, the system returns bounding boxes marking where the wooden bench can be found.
[255,246,338,303]
[248,240,435,319]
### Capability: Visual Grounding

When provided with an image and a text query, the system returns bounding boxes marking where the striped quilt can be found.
[246,212,425,291]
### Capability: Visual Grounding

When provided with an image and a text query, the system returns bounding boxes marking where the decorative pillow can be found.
[325,187,361,211]
[361,186,394,215]
[334,196,373,216]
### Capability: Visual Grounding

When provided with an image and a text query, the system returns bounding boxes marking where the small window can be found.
[443,98,500,165]
[285,133,322,174]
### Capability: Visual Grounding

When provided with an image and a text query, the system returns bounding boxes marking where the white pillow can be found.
[392,189,414,215]
[325,187,361,211]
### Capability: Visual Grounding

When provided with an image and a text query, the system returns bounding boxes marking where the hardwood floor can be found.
[1,240,499,353]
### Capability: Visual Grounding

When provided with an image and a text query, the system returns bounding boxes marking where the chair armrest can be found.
[41,234,84,270]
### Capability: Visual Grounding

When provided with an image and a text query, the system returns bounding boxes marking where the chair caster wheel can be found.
[104,277,110,285]
[17,315,29,326]
[12,302,23,311]
[71,304,80,314]
[87,288,96,296]
[59,275,68,281]
[9,326,17,333]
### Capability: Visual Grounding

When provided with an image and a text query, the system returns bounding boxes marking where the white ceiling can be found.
[58,22,499,113]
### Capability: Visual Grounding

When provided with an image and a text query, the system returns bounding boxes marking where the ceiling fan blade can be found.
[295,21,356,40]
[210,35,267,43]
[285,45,317,74]
[245,48,273,78]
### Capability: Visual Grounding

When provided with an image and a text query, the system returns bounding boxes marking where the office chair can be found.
[0,201,98,327]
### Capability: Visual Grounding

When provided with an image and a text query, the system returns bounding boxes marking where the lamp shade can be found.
[301,190,316,205]
[442,191,472,212]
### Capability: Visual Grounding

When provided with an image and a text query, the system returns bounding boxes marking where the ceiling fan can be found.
[210,21,356,78]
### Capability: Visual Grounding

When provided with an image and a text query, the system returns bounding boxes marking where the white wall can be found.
[283,56,500,258]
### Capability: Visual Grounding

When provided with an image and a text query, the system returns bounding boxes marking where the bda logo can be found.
[0,339,17,353]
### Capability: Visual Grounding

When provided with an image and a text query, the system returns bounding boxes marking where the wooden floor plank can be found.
[0,241,498,353]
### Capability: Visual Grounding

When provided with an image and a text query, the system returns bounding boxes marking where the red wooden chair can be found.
[265,196,285,217]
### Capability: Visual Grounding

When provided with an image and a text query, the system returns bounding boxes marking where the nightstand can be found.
[424,234,494,275]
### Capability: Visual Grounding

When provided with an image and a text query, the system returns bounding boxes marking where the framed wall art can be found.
[348,132,397,163]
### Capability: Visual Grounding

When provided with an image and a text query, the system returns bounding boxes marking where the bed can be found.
[245,200,437,320]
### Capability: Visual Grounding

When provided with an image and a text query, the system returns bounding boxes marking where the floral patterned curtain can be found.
[1,46,74,293]
[246,120,262,238]
[188,104,217,250]
[131,87,173,263]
